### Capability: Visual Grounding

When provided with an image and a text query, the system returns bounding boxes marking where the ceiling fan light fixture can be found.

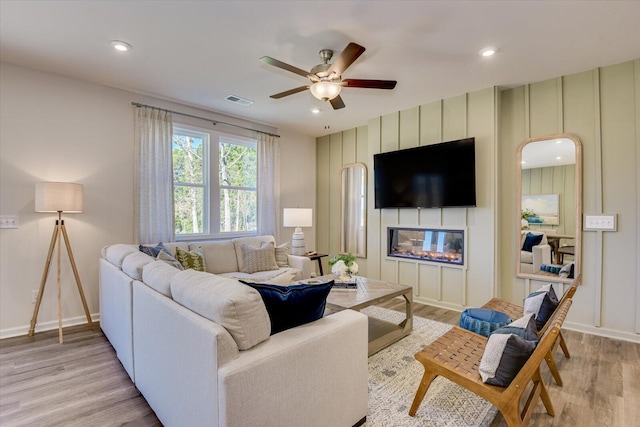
[309,81,342,101]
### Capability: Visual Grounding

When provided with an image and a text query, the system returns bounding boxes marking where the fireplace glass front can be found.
[387,227,464,266]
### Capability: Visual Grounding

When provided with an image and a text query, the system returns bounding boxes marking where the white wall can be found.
[0,62,316,337]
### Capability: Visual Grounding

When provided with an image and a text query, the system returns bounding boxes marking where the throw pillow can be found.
[139,242,171,257]
[240,242,279,274]
[521,232,544,252]
[156,250,184,270]
[275,242,291,267]
[239,280,334,334]
[523,285,559,330]
[491,313,539,342]
[175,246,207,272]
[559,262,575,279]
[479,333,536,386]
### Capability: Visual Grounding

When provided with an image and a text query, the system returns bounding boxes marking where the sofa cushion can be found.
[139,242,171,257]
[479,333,536,386]
[176,246,207,272]
[171,270,270,350]
[240,242,279,274]
[240,281,334,334]
[143,260,182,297]
[275,242,291,267]
[522,232,544,252]
[195,240,239,274]
[122,251,155,280]
[161,242,190,257]
[104,244,138,268]
[223,268,298,286]
[523,284,559,330]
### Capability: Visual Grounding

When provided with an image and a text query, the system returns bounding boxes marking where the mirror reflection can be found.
[340,163,367,258]
[517,134,582,283]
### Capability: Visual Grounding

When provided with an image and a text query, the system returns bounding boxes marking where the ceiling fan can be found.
[259,42,397,110]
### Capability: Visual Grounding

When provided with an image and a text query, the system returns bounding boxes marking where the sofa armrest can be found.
[133,281,239,427]
[287,254,312,280]
[218,310,368,427]
[532,244,552,271]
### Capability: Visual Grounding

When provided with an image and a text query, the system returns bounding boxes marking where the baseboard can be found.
[0,313,100,340]
[412,295,465,312]
[563,321,640,344]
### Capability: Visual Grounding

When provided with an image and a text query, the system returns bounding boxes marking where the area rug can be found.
[361,306,498,427]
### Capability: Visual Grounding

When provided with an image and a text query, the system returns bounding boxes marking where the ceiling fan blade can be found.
[270,86,309,99]
[259,56,311,79]
[330,95,346,110]
[343,79,397,89]
[327,42,366,77]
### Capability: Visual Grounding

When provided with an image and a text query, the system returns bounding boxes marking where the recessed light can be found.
[479,47,497,57]
[556,156,562,160]
[311,108,320,114]
[110,40,132,52]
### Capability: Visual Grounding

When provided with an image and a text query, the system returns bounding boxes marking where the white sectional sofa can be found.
[99,235,369,427]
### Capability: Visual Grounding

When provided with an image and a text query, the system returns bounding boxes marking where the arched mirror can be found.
[516,134,582,283]
[340,163,367,257]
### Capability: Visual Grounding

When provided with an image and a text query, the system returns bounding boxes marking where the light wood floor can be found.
[1,299,638,426]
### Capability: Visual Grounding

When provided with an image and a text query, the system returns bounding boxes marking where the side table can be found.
[304,253,328,275]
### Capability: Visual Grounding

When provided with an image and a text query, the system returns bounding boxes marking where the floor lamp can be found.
[29,182,93,343]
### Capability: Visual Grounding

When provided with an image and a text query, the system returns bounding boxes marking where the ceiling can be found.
[1,1,639,138]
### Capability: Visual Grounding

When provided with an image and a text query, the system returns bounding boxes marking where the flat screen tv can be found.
[374,137,476,209]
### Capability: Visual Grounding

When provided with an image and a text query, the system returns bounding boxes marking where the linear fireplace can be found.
[387,227,465,266]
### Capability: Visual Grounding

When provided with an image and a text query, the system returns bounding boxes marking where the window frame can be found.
[173,123,257,241]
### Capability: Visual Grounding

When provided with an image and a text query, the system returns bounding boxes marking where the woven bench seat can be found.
[410,299,572,427]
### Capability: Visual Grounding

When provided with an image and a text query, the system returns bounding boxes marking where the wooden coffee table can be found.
[322,275,413,356]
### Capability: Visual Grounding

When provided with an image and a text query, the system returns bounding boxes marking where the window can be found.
[173,125,257,238]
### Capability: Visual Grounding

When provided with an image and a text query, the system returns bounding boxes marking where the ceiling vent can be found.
[225,95,253,106]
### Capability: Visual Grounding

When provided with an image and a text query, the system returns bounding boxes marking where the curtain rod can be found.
[131,102,280,138]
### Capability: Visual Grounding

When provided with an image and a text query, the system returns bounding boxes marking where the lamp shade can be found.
[35,182,84,213]
[309,81,342,101]
[283,208,312,228]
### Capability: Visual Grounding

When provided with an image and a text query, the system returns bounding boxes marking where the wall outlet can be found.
[31,290,39,304]
[0,215,19,229]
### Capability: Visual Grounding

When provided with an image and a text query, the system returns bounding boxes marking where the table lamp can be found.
[30,182,92,343]
[283,208,313,256]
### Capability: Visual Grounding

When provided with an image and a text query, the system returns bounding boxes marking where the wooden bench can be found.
[409,299,572,427]
[482,281,577,386]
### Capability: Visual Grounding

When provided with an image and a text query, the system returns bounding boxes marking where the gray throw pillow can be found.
[274,242,291,267]
[479,333,536,386]
[491,313,538,342]
[240,242,279,274]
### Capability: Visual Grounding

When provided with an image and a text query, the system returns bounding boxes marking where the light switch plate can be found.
[0,215,19,229]
[584,214,617,231]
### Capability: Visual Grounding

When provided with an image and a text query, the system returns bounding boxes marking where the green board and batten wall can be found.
[317,58,640,342]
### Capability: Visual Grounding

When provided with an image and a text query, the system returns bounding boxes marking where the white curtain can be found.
[133,106,174,243]
[256,133,280,240]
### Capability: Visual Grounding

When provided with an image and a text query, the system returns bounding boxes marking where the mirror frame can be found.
[339,162,367,258]
[516,133,582,284]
